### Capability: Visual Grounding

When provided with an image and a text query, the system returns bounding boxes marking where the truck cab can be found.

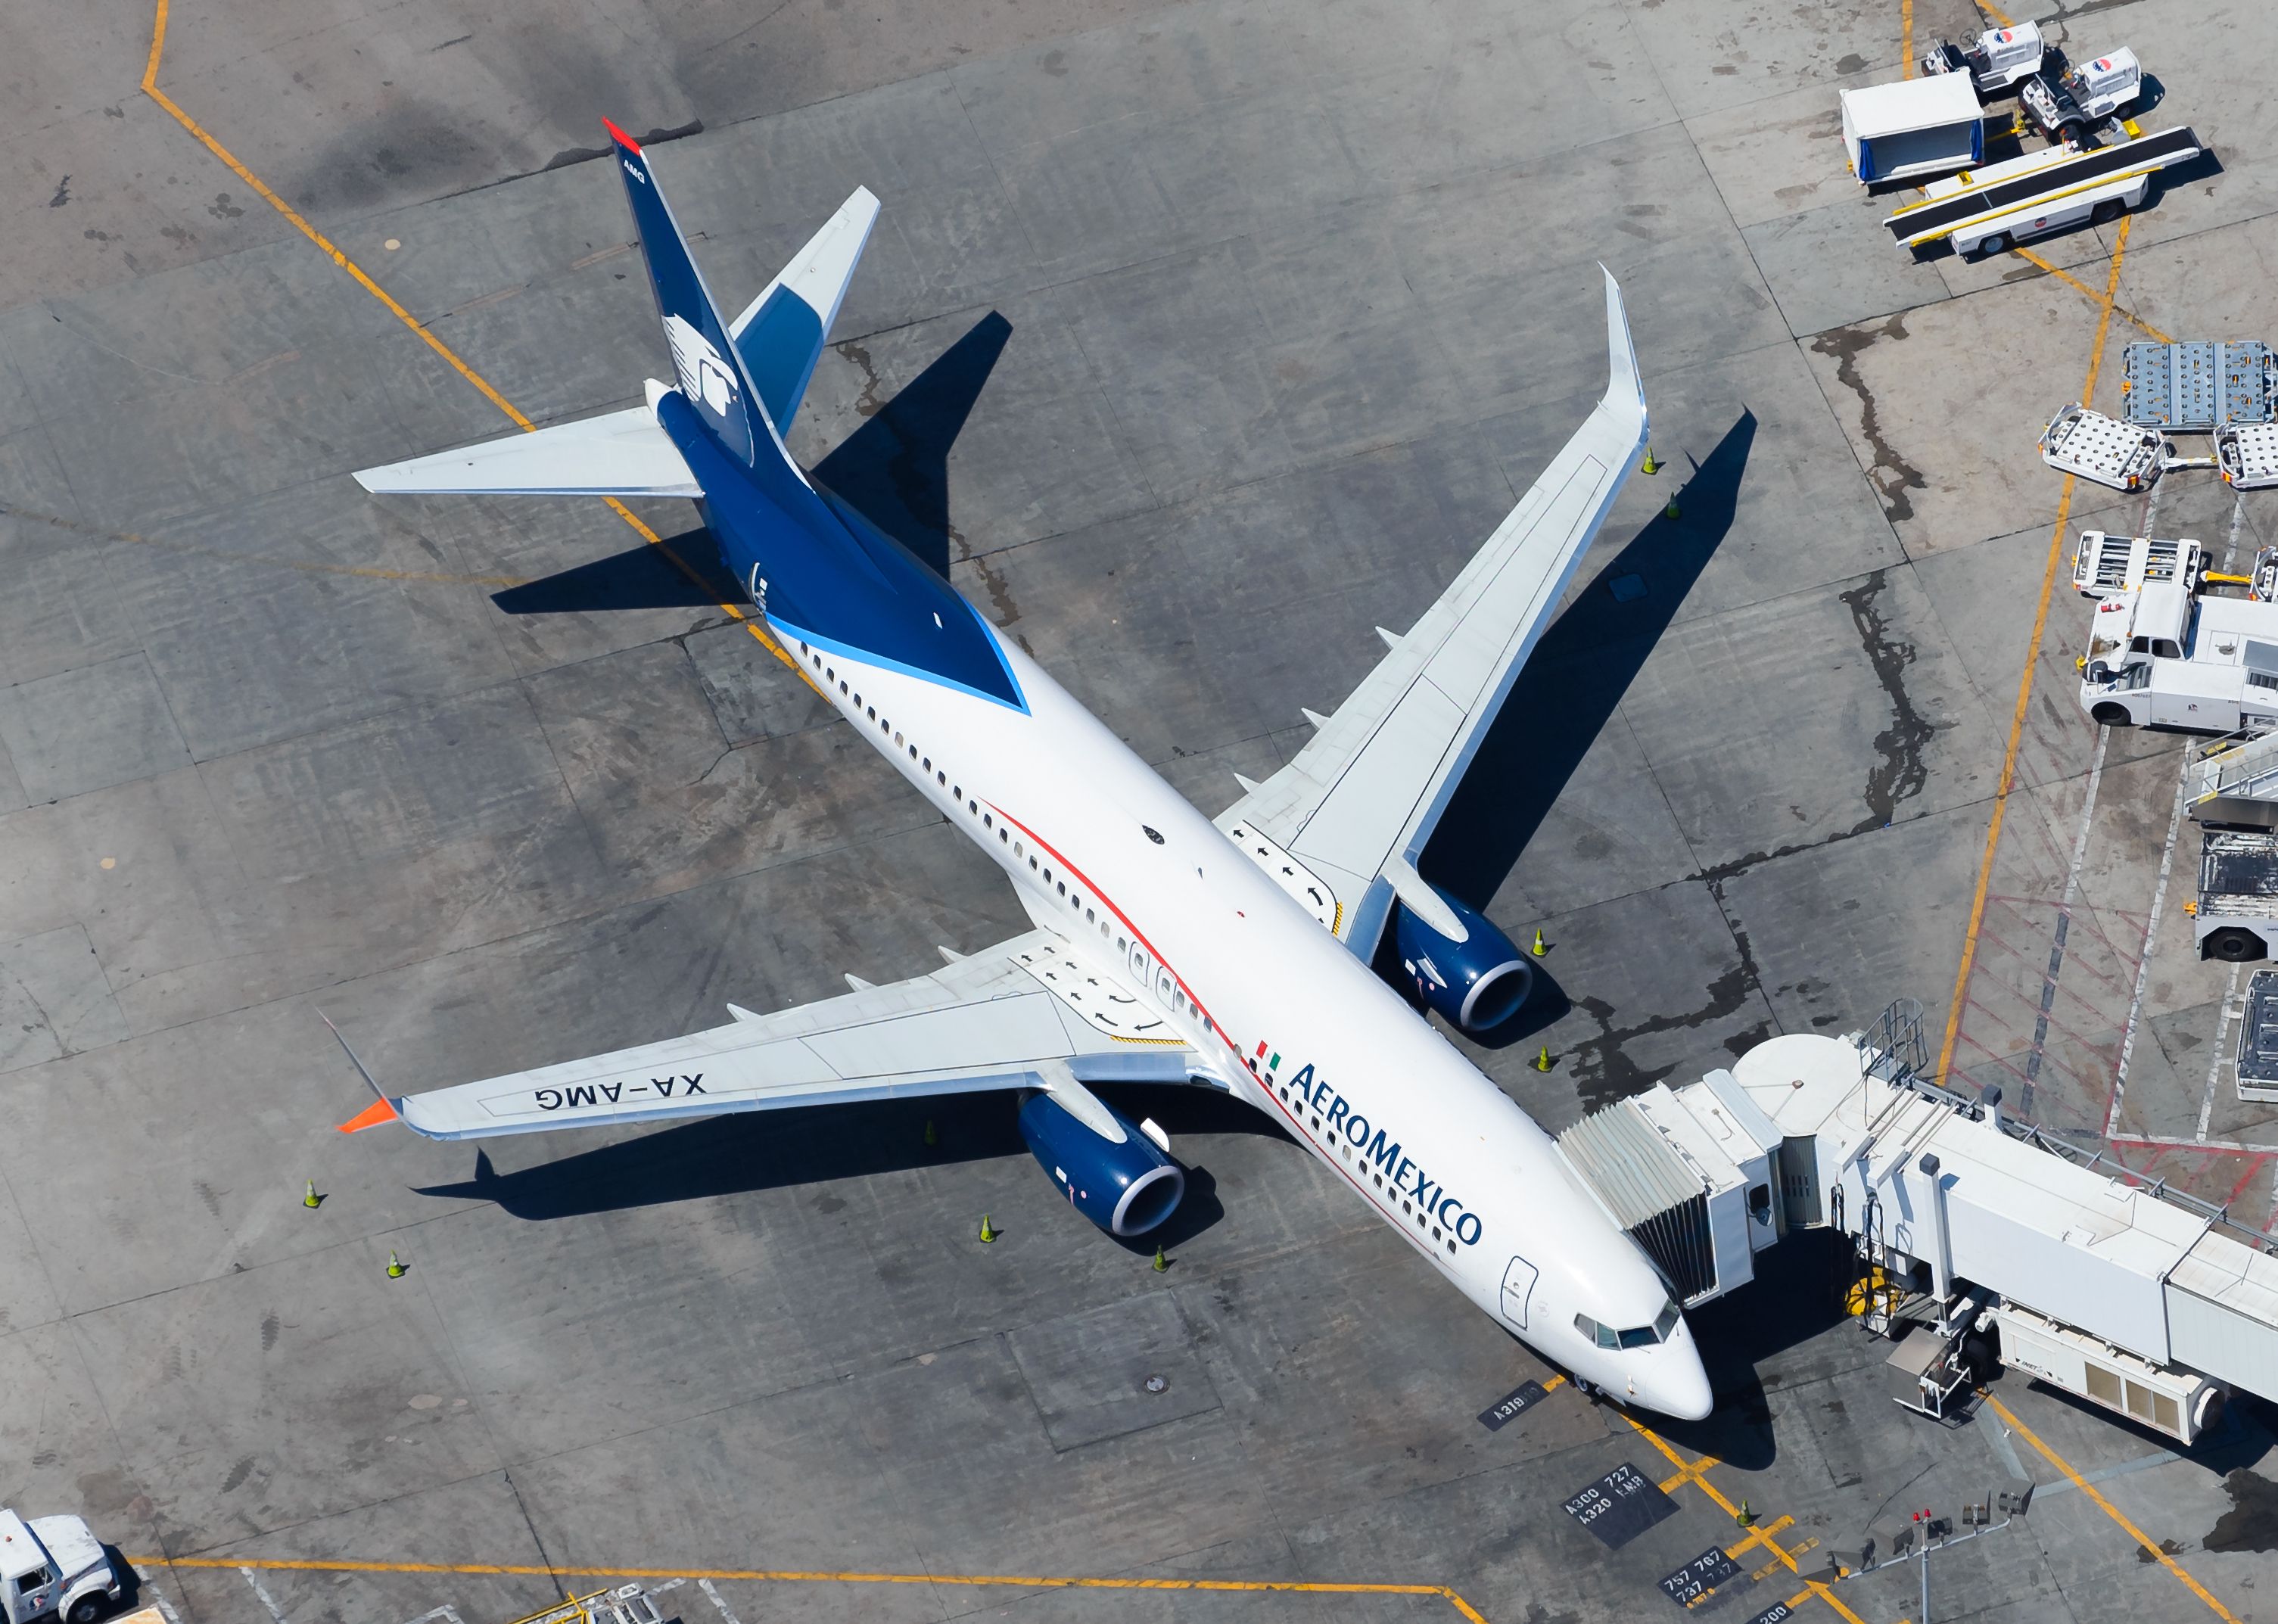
[2081,574,2278,733]
[1919,21,2046,95]
[0,1511,120,1624]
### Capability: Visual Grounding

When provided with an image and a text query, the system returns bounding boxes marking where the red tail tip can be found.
[601,117,643,154]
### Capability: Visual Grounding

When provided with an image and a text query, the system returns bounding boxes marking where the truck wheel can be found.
[2090,702,2133,726]
[1961,1332,1999,1383]
[1978,232,2012,257]
[67,1597,106,1624]
[2208,929,2266,963]
[2092,198,2124,225]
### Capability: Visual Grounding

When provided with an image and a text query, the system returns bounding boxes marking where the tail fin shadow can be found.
[813,313,1013,579]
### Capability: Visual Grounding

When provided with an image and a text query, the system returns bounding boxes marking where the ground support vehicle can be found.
[2021,47,2144,144]
[2076,547,2278,733]
[2040,403,2163,492]
[2236,970,2278,1101]
[2071,528,2197,597]
[2218,422,2278,490]
[1889,127,2202,257]
[2123,341,2276,431]
[1918,22,2046,95]
[1841,75,1984,183]
[2193,829,2278,961]
[0,1510,120,1624]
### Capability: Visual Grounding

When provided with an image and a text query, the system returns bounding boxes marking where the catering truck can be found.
[1841,74,1985,183]
[0,1510,121,1624]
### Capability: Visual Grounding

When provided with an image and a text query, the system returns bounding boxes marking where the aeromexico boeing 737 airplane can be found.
[337,120,1712,1419]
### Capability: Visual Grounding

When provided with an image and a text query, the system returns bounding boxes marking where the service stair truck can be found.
[1841,75,1984,184]
[1550,1003,2278,1446]
[0,1509,121,1624]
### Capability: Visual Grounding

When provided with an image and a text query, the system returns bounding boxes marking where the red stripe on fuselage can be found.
[985,802,1448,1260]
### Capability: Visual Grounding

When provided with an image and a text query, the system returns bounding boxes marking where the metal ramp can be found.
[2071,530,2201,599]
[504,1590,664,1624]
[2192,730,2278,826]
[2124,340,2276,431]
[2219,422,2278,490]
[2041,405,2162,492]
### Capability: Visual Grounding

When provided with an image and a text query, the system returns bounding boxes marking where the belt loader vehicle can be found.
[0,1510,121,1624]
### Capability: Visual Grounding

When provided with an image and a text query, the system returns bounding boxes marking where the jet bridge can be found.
[1553,1003,2278,1445]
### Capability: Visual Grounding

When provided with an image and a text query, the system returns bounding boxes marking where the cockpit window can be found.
[1579,1302,1683,1351]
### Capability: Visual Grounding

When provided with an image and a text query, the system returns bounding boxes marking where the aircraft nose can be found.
[1650,1342,1715,1421]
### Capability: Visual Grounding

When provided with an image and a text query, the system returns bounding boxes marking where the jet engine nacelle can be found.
[1394,887,1533,1031]
[1018,1090,1185,1237]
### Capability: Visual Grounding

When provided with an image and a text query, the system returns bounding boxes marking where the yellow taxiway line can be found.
[135,1554,1492,1619]
[139,0,823,697]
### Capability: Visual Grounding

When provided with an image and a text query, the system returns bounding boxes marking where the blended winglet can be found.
[1598,265,1646,438]
[320,1010,403,1134]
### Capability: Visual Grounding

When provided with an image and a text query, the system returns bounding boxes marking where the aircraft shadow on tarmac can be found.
[811,311,1014,580]
[417,1078,1281,1243]
[487,310,1013,614]
[1419,409,1756,1050]
[490,529,744,614]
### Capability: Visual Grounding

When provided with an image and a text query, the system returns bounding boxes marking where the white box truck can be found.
[1841,75,1985,184]
[0,1510,122,1624]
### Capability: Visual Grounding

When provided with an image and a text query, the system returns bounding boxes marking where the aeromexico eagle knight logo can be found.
[665,314,739,420]
[1274,1050,1484,1246]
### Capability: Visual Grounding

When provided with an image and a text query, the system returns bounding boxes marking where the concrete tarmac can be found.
[2,0,2273,1619]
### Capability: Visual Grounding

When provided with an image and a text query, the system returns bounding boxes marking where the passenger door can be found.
[1500,1255,1539,1330]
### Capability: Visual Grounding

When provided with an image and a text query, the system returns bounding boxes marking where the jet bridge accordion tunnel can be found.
[1554,1007,2278,1448]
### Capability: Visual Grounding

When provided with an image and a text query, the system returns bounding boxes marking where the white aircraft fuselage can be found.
[765,609,1713,1420]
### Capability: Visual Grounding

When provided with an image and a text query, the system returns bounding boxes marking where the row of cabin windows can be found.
[798,644,1231,1050]
[1270,1078,1458,1255]
[798,640,1128,957]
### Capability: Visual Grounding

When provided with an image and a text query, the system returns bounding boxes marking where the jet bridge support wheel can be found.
[2207,928,2267,963]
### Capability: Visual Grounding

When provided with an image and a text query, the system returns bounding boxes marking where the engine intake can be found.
[1394,885,1533,1031]
[1018,1089,1185,1237]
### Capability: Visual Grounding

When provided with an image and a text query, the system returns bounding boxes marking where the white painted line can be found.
[2108,759,2192,1135]
[400,1607,465,1624]
[2034,1443,2180,1496]
[2027,726,2112,1098]
[239,1567,289,1624]
[698,1578,743,1624]
[2199,962,2242,1141]
[2221,493,2246,572]
[145,1587,183,1624]
[1981,1415,2031,1484]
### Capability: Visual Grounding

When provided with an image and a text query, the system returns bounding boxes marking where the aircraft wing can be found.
[331,930,1200,1141]
[1215,269,1648,962]
[353,403,702,497]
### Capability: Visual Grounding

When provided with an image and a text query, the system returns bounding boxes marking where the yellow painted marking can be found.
[139,0,826,700]
[1983,1392,2240,1622]
[1626,1417,1866,1624]
[2009,249,2171,340]
[0,501,532,588]
[1658,1448,1724,1493]
[1934,217,2136,1090]
[133,1556,1489,1617]
[1978,1,2015,25]
[1726,1514,1795,1563]
[1901,0,1915,76]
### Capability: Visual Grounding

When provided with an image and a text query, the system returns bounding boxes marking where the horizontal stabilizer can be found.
[353,405,702,497]
[728,188,881,434]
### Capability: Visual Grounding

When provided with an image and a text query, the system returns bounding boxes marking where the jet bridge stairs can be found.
[1551,1000,2278,1445]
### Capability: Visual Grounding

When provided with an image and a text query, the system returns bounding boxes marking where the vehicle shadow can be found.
[812,312,1014,580]
[1427,410,1755,1048]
